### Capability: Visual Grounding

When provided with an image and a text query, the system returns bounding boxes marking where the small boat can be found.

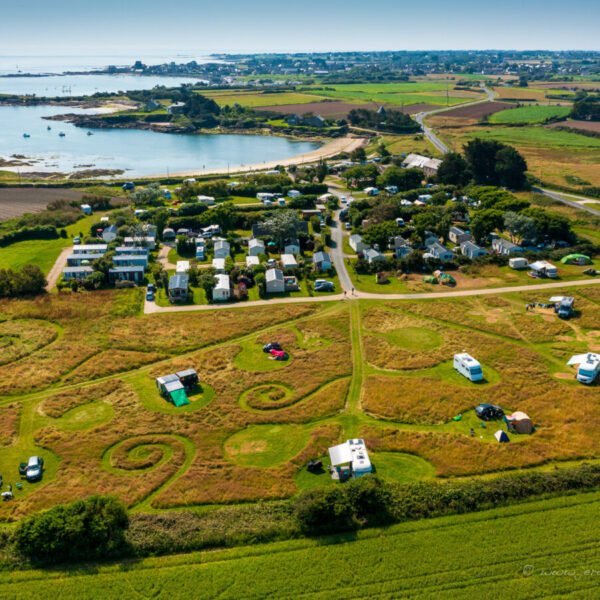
[87,131,93,136]
[47,125,52,131]
[23,133,31,138]
[59,132,66,137]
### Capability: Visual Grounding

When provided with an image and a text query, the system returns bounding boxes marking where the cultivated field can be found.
[548,119,600,135]
[430,100,513,120]
[256,100,382,118]
[0,188,87,221]
[1,492,598,598]
[0,287,597,519]
[200,90,327,107]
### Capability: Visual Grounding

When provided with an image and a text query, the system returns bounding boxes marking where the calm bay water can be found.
[0,105,321,178]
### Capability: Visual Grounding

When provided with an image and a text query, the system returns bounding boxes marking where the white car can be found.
[25,456,44,482]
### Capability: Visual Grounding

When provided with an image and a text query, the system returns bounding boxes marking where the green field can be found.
[489,105,572,124]
[465,125,600,148]
[200,90,327,107]
[0,212,108,274]
[313,82,484,107]
[1,492,598,598]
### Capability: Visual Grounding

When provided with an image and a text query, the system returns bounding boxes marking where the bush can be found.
[294,486,355,534]
[14,496,129,564]
[0,265,46,298]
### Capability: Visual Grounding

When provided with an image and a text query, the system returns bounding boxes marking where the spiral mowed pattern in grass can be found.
[240,383,296,411]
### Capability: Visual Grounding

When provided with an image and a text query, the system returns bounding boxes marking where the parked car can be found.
[146,291,155,301]
[147,283,156,293]
[73,236,81,245]
[25,456,44,482]
[270,349,288,361]
[122,181,135,191]
[314,279,334,292]
[475,404,504,421]
[345,222,352,230]
[263,342,282,353]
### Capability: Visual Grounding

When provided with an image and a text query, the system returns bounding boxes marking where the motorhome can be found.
[328,439,373,480]
[576,354,600,385]
[453,353,484,382]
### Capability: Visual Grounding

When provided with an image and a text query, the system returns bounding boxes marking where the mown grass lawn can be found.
[465,125,600,148]
[200,91,327,107]
[1,492,597,599]
[489,105,571,124]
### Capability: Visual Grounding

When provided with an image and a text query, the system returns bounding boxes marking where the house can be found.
[109,266,144,283]
[80,203,92,215]
[246,255,260,268]
[212,258,226,273]
[287,190,302,198]
[124,236,156,250]
[197,195,216,206]
[168,273,189,303]
[162,228,176,242]
[313,251,332,272]
[530,260,558,278]
[102,224,119,243]
[67,253,101,267]
[144,99,161,111]
[364,248,386,264]
[449,226,472,245]
[115,246,149,256]
[427,242,454,262]
[176,261,190,273]
[393,237,413,259]
[213,274,231,302]
[364,187,380,197]
[167,101,186,115]
[113,254,149,269]
[213,239,230,259]
[349,234,368,254]
[302,114,326,128]
[492,238,523,256]
[72,244,107,255]
[280,254,298,271]
[284,239,301,255]
[62,266,93,281]
[265,268,286,294]
[460,241,488,260]
[402,153,442,177]
[248,238,265,256]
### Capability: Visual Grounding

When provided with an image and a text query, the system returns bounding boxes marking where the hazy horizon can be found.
[2,0,599,55]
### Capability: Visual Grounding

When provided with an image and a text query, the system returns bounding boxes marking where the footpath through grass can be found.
[1,491,598,598]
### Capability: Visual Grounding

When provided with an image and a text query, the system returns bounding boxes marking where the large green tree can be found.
[437,152,470,186]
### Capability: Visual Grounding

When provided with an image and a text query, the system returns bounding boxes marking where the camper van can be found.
[453,353,484,382]
[576,354,600,385]
[553,296,574,319]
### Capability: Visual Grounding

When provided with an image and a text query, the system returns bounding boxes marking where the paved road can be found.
[45,247,70,291]
[535,187,600,217]
[145,273,600,314]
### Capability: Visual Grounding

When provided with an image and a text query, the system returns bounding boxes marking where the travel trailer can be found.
[453,353,484,382]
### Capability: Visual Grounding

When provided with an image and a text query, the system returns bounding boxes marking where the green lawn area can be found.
[2,492,598,598]
[466,125,600,148]
[0,212,109,274]
[489,105,572,124]
[312,82,484,107]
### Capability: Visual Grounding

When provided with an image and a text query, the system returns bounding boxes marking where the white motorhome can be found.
[575,353,600,384]
[453,353,484,382]
[328,438,373,479]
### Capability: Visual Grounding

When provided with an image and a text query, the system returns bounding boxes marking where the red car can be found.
[269,349,288,361]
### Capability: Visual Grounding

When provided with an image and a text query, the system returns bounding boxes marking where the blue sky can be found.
[2,0,599,54]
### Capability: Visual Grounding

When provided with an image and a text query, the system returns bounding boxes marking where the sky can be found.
[2,0,599,55]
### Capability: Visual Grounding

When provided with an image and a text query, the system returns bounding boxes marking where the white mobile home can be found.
[280,254,298,271]
[212,258,226,273]
[453,353,484,382]
[509,257,529,269]
[265,268,286,294]
[248,238,265,256]
[460,241,488,260]
[213,239,230,259]
[349,234,368,254]
[213,274,231,302]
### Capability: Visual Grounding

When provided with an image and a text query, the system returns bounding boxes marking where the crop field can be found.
[0,188,90,222]
[255,100,384,118]
[430,100,514,121]
[306,82,485,107]
[0,285,598,520]
[1,492,598,598]
[491,86,573,102]
[199,90,327,107]
[547,119,600,135]
[489,105,572,124]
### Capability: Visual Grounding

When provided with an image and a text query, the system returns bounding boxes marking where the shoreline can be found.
[0,135,367,180]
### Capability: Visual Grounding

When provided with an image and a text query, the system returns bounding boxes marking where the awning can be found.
[329,443,353,466]
[170,388,189,407]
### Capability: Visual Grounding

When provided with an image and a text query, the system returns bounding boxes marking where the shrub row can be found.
[0,225,59,247]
